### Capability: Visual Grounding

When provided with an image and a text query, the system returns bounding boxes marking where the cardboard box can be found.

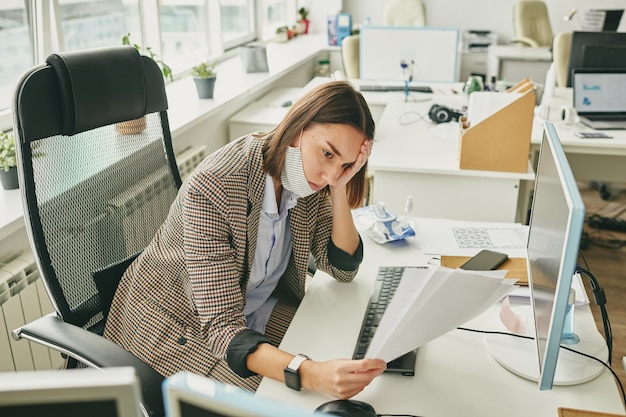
[458,78,536,173]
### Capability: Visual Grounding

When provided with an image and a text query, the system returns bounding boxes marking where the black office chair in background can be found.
[12,46,183,417]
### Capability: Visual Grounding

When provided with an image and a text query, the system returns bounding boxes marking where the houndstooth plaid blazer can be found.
[104,134,359,378]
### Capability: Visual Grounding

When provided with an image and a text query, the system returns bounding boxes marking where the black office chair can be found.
[12,45,183,417]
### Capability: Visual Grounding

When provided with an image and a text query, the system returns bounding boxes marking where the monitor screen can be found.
[526,121,585,389]
[595,9,624,31]
[566,31,626,87]
[485,122,607,389]
[581,45,626,73]
[359,26,460,82]
[0,367,142,417]
[572,69,626,114]
[163,372,325,417]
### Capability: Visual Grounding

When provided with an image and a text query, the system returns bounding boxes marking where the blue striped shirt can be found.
[244,174,299,333]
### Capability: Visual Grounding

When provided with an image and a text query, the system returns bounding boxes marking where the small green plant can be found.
[192,61,216,78]
[0,130,16,172]
[122,33,173,81]
[298,7,309,20]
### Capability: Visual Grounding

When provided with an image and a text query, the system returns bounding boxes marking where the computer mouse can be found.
[315,399,377,417]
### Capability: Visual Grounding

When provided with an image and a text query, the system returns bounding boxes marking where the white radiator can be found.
[176,144,207,180]
[0,251,65,371]
[0,145,206,372]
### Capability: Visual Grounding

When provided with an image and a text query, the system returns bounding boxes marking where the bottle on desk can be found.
[400,195,415,230]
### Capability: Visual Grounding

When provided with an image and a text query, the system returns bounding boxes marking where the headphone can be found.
[428,104,463,124]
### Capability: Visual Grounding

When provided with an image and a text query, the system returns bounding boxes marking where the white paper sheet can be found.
[413,218,528,257]
[364,266,518,363]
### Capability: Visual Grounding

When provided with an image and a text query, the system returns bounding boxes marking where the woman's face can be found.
[296,123,366,191]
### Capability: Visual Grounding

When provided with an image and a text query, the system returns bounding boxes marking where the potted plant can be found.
[191,60,217,99]
[117,33,173,134]
[297,7,310,34]
[122,33,173,81]
[274,26,289,43]
[0,130,19,190]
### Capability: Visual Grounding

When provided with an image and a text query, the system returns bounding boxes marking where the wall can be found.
[343,0,626,44]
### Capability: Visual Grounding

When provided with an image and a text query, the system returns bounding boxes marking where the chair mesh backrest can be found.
[14,46,181,334]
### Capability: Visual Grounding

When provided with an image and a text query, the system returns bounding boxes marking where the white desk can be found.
[228,87,304,139]
[487,45,552,85]
[369,99,535,223]
[229,78,535,223]
[256,231,625,417]
[532,88,626,183]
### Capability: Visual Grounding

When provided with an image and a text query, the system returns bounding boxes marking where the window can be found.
[262,0,296,39]
[220,0,255,49]
[58,0,141,52]
[0,0,273,116]
[0,1,34,114]
[159,0,209,73]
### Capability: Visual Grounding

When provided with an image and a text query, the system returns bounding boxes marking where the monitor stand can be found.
[484,305,607,386]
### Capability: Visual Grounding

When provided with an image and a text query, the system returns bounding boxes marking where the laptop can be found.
[572,68,626,130]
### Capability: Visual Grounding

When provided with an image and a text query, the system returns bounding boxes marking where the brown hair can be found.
[262,81,375,208]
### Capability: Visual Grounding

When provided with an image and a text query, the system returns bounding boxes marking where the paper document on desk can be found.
[365,266,518,363]
[414,218,528,257]
[467,91,522,126]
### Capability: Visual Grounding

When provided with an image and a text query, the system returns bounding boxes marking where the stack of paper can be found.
[365,267,518,363]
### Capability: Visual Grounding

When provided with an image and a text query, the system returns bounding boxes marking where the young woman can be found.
[104,81,386,399]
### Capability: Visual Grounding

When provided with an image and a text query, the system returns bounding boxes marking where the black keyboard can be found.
[359,84,433,94]
[352,266,422,376]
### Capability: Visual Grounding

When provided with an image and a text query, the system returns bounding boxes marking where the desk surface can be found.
[365,90,534,222]
[370,100,534,181]
[256,224,625,417]
[531,87,626,183]
[532,88,626,156]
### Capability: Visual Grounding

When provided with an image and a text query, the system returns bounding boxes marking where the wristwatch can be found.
[284,354,311,391]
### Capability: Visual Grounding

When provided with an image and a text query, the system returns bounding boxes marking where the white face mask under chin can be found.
[281,145,317,198]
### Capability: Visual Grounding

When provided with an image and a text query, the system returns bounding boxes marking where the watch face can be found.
[284,368,301,391]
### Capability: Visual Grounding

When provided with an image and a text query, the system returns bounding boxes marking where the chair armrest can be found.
[14,313,165,417]
[510,37,539,48]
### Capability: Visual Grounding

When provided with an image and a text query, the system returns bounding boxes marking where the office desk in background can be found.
[229,78,535,223]
[487,45,551,85]
[255,227,625,417]
[369,98,535,223]
[531,87,626,183]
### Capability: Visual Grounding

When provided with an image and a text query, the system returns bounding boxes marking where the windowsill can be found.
[0,33,334,240]
[166,33,332,138]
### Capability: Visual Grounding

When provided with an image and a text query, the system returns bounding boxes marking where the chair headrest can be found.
[46,46,147,135]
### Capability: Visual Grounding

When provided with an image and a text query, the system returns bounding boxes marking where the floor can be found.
[577,182,626,406]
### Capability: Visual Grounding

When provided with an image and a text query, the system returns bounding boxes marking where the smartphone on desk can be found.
[460,249,508,271]
[574,132,612,139]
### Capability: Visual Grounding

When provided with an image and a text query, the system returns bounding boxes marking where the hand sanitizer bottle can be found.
[400,195,414,229]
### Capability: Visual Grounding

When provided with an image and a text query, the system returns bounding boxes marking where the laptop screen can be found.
[573,70,626,114]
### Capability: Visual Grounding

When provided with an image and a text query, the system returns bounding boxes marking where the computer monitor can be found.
[163,372,325,417]
[359,26,460,82]
[581,45,626,71]
[566,31,626,87]
[0,367,143,417]
[485,121,607,389]
[595,9,624,31]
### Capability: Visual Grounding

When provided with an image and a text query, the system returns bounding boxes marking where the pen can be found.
[450,88,458,94]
